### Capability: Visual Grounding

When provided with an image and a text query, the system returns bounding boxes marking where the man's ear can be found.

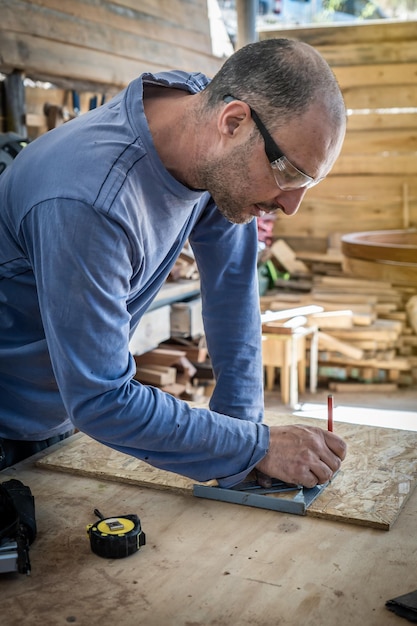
[218,100,251,138]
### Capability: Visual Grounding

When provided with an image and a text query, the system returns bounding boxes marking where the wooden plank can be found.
[295,250,344,264]
[3,69,26,135]
[314,275,395,290]
[36,410,417,530]
[312,293,379,305]
[352,313,376,326]
[270,239,311,276]
[342,129,417,156]
[334,62,417,89]
[307,310,354,329]
[322,354,411,371]
[0,31,220,90]
[332,40,415,69]
[261,305,324,322]
[258,20,417,51]
[134,348,187,367]
[2,0,212,53]
[273,200,417,239]
[347,112,417,132]
[328,382,398,392]
[351,131,417,173]
[36,431,216,494]
[305,40,417,67]
[327,322,401,342]
[334,154,417,176]
[309,300,375,315]
[318,330,364,360]
[0,0,222,89]
[135,365,177,386]
[341,84,417,110]
[305,176,417,198]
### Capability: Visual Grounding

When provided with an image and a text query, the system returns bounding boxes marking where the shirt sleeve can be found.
[189,203,268,486]
[22,199,269,485]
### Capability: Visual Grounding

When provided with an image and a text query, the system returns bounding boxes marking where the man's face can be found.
[200,101,345,225]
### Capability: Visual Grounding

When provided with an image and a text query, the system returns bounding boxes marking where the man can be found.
[0,38,347,486]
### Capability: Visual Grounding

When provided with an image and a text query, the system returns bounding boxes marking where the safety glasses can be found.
[223,95,323,191]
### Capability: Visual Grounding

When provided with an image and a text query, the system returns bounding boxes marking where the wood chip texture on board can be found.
[36,411,417,530]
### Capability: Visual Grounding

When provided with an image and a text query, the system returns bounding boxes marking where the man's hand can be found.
[255,424,347,488]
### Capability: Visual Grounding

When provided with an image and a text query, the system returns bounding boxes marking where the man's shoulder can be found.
[141,70,210,94]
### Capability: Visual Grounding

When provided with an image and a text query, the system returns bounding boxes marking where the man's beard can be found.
[195,142,257,225]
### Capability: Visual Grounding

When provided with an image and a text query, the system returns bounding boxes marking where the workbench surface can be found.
[1,441,415,626]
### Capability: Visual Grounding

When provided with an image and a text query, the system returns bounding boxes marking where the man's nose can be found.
[278,188,307,216]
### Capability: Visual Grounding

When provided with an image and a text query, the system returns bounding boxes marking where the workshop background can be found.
[1,0,417,405]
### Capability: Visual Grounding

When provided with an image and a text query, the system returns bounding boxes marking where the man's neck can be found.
[143,85,199,188]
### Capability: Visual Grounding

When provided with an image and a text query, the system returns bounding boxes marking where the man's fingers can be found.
[311,457,340,485]
[323,430,348,461]
[255,469,273,488]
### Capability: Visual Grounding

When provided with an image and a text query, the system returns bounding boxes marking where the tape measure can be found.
[86,508,146,559]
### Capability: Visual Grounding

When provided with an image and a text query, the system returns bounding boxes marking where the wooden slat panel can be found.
[332,155,417,176]
[259,20,417,49]
[260,20,417,243]
[343,128,417,153]
[342,84,417,109]
[0,0,222,89]
[334,62,417,89]
[112,0,208,29]
[0,31,220,90]
[347,112,417,132]
[273,209,414,240]
[332,128,417,175]
[303,175,417,198]
[308,40,417,67]
[273,176,417,239]
[4,0,212,52]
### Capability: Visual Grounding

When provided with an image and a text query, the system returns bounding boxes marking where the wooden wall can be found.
[0,0,224,136]
[1,6,416,240]
[259,20,417,251]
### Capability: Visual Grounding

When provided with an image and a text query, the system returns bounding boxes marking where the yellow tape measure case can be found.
[87,510,146,559]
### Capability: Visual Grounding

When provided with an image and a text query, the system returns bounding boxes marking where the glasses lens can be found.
[271,156,317,191]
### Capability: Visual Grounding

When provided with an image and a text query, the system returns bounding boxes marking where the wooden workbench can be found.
[1,441,416,626]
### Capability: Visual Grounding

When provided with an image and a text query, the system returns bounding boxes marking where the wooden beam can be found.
[3,69,26,135]
[318,331,364,360]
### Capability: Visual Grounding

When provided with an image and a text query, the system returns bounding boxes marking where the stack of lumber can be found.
[133,339,214,400]
[168,243,199,282]
[260,256,417,391]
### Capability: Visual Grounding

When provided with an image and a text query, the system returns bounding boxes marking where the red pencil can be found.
[327,394,334,432]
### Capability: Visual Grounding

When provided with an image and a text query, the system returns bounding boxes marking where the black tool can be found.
[0,479,36,575]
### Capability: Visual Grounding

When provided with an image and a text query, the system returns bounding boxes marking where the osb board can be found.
[36,412,417,530]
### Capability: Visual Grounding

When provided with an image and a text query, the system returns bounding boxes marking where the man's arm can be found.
[189,205,264,424]
[190,204,347,487]
[21,200,269,484]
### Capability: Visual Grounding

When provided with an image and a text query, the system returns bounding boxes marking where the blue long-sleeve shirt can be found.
[0,70,269,486]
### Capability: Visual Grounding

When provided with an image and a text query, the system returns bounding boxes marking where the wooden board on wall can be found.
[0,0,223,90]
[36,411,417,530]
[259,20,417,53]
[273,175,417,239]
[259,20,417,242]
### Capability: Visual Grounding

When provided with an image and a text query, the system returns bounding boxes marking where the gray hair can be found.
[202,38,345,131]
